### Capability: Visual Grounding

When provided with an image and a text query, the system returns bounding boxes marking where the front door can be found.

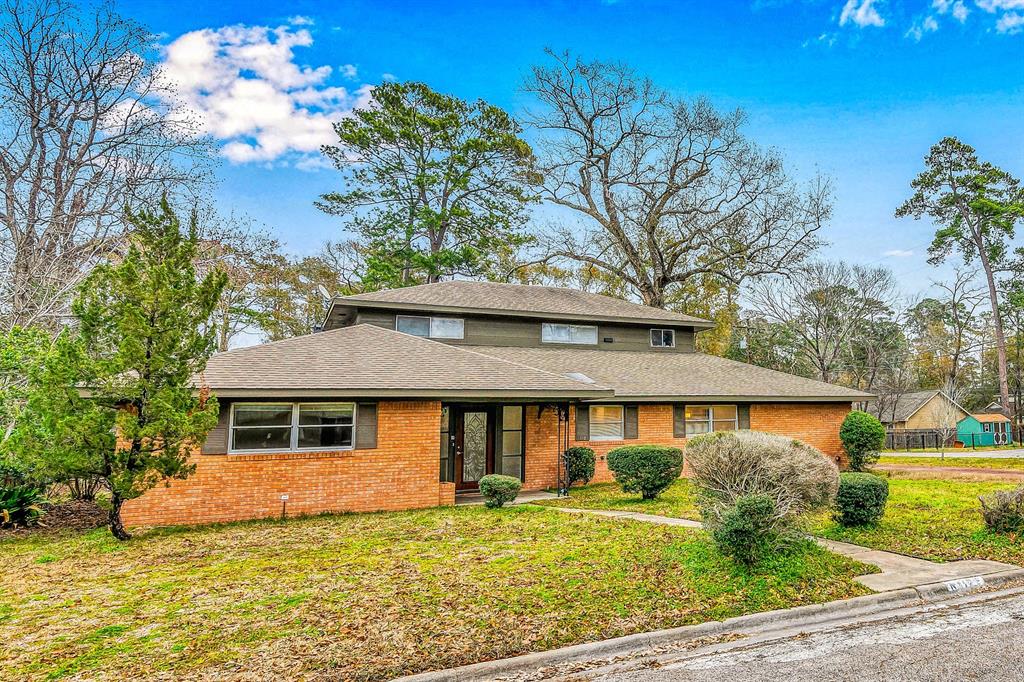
[454,406,495,491]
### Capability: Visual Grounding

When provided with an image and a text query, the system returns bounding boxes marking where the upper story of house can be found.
[321,281,714,353]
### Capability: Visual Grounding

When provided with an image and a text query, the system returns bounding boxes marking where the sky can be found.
[125,0,1024,300]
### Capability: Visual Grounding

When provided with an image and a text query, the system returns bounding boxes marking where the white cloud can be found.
[287,15,314,26]
[381,72,397,82]
[996,10,1024,30]
[906,14,940,39]
[159,23,373,165]
[976,0,1024,11]
[839,0,886,27]
[340,63,358,79]
[934,0,971,20]
[883,249,915,258]
[953,1,970,20]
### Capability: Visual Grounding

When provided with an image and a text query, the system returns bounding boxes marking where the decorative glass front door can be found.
[462,411,488,484]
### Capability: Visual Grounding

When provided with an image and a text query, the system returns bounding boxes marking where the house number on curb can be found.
[945,576,985,593]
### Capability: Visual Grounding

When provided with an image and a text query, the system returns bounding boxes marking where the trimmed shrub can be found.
[980,485,1024,533]
[478,474,522,508]
[563,447,596,488]
[710,494,779,566]
[606,445,684,500]
[834,472,889,526]
[840,411,886,471]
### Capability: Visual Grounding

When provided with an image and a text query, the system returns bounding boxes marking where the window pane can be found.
[297,426,353,448]
[570,325,598,344]
[651,329,663,347]
[590,405,623,423]
[542,323,571,342]
[712,405,737,420]
[430,317,464,339]
[713,420,737,432]
[503,405,522,430]
[233,404,292,427]
[685,422,711,436]
[502,431,522,457]
[298,403,354,425]
[685,406,710,421]
[501,456,523,481]
[232,426,291,450]
[590,405,624,440]
[396,316,430,337]
[662,330,675,347]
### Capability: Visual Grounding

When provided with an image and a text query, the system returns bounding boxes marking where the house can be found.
[958,413,1015,447]
[121,281,871,527]
[871,390,969,431]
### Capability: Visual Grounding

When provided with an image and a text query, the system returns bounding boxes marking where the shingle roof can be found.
[469,345,872,402]
[868,389,969,424]
[973,413,1011,423]
[329,281,713,328]
[200,324,613,399]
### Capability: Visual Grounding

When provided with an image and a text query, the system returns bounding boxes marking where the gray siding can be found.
[354,310,696,353]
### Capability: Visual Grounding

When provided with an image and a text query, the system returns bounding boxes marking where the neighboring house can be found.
[122,281,871,527]
[871,390,970,431]
[958,413,1015,447]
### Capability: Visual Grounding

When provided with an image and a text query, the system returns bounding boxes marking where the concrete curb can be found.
[395,570,1024,682]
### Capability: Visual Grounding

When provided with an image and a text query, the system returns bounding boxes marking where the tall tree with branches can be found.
[317,81,537,288]
[522,50,829,309]
[0,0,209,331]
[897,137,1024,415]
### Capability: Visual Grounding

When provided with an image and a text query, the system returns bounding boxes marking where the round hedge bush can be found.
[834,472,889,526]
[478,474,522,508]
[563,446,596,488]
[606,445,684,500]
[839,410,886,472]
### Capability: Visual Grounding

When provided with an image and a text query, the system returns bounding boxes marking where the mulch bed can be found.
[0,500,106,539]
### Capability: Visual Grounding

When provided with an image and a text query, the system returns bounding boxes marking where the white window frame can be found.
[589,404,625,441]
[650,328,676,348]
[541,322,599,345]
[229,402,356,454]
[684,404,739,436]
[395,314,465,340]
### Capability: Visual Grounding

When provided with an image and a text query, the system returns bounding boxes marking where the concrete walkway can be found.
[543,506,1019,592]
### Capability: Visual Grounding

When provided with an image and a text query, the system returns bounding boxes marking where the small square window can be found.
[651,329,675,348]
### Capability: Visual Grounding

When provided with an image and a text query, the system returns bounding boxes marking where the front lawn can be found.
[812,476,1024,565]
[878,455,1024,471]
[0,505,871,681]
[539,480,701,520]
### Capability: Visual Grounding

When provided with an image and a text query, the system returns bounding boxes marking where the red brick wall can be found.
[121,400,443,527]
[523,402,852,490]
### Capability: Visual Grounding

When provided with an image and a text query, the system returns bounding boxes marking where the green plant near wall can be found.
[840,411,886,471]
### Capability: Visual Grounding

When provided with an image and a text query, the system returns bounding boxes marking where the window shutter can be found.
[355,403,378,449]
[673,404,686,438]
[738,404,750,430]
[202,406,230,454]
[575,404,590,441]
[624,405,639,439]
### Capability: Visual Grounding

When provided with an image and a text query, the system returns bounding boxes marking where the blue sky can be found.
[127,0,1024,298]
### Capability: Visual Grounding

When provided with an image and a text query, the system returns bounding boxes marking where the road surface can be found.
[884,448,1024,459]
[587,590,1024,682]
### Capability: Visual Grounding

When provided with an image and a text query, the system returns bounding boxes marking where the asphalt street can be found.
[588,591,1024,682]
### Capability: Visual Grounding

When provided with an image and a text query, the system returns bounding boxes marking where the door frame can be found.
[452,404,496,491]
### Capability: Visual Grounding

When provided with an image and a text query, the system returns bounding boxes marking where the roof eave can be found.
[581,394,873,403]
[207,387,616,400]
[330,298,716,329]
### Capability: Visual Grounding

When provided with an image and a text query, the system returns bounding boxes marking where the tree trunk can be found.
[979,256,1011,415]
[108,492,132,541]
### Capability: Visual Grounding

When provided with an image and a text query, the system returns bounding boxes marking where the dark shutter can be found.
[355,403,378,449]
[738,404,750,430]
[624,405,639,439]
[673,404,686,438]
[202,405,230,454]
[575,404,590,441]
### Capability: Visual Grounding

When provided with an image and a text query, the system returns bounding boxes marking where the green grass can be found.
[878,456,1024,471]
[539,480,701,520]
[812,476,1024,565]
[0,505,871,681]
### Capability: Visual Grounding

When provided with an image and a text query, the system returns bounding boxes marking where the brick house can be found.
[122,281,870,526]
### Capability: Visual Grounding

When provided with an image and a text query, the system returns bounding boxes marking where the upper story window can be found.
[685,405,738,436]
[650,329,676,348]
[396,315,465,339]
[230,403,355,453]
[541,322,598,345]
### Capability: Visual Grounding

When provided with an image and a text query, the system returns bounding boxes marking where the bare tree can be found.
[522,51,829,309]
[752,261,899,384]
[0,0,210,331]
[932,379,967,460]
